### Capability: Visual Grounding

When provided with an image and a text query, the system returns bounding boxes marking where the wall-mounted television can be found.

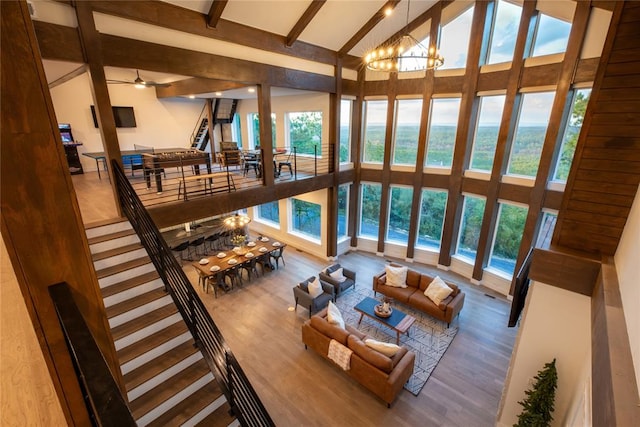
[90,105,137,128]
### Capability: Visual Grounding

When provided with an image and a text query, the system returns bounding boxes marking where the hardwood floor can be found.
[72,171,518,426]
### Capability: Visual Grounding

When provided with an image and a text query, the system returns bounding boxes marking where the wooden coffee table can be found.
[354,297,415,345]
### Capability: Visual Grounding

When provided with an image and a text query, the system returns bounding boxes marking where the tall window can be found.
[287,111,322,156]
[439,6,474,69]
[554,88,591,182]
[363,100,387,163]
[530,14,572,57]
[337,184,349,239]
[250,112,276,149]
[340,99,352,163]
[392,99,422,166]
[507,92,555,177]
[536,211,557,248]
[455,195,486,262]
[488,202,528,276]
[469,95,506,172]
[290,199,321,239]
[257,201,279,225]
[386,186,413,245]
[416,189,448,250]
[486,0,522,64]
[359,183,381,239]
[231,113,242,144]
[425,98,461,168]
[400,36,430,72]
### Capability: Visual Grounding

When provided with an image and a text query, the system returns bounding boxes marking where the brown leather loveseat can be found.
[301,307,415,407]
[373,264,465,326]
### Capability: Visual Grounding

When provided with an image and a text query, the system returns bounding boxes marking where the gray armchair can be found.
[319,263,356,301]
[293,276,335,318]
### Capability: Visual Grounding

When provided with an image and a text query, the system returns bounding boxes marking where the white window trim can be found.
[337,184,350,240]
[340,99,352,164]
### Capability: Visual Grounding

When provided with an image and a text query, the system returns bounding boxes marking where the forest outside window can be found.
[488,202,528,276]
[553,88,591,182]
[290,198,321,240]
[469,95,506,172]
[506,91,555,178]
[392,99,422,166]
[287,111,322,156]
[416,189,448,251]
[359,183,382,239]
[386,186,413,245]
[455,195,486,263]
[337,184,349,239]
[256,201,280,225]
[249,112,276,149]
[425,98,461,169]
[363,100,388,163]
[340,99,352,163]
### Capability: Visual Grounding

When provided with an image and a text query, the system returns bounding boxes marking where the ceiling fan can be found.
[106,70,171,88]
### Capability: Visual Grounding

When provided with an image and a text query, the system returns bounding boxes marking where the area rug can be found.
[334,287,458,396]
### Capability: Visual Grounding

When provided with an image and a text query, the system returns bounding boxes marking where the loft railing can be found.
[49,282,136,427]
[111,160,274,427]
[508,247,534,327]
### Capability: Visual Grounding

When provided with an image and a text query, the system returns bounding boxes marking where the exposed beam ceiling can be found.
[286,0,327,47]
[339,0,401,56]
[207,0,228,28]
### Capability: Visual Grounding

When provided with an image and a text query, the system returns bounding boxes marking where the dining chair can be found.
[240,257,260,281]
[256,252,273,274]
[224,265,243,289]
[270,246,286,269]
[277,151,293,177]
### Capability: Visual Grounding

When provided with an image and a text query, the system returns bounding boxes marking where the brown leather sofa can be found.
[373,265,465,326]
[301,307,415,407]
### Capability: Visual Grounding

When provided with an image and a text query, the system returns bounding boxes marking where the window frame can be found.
[424,97,462,170]
[358,182,382,240]
[468,94,506,173]
[454,194,487,263]
[337,184,350,240]
[254,201,280,227]
[392,98,423,167]
[285,111,323,158]
[487,200,529,278]
[340,99,352,164]
[415,188,449,252]
[362,99,389,164]
[289,198,322,242]
[385,184,414,245]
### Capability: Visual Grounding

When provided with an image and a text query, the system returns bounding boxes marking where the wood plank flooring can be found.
[72,171,518,427]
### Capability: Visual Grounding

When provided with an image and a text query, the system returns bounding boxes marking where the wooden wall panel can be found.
[529,248,600,296]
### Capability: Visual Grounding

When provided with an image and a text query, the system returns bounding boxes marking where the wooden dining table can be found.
[191,238,286,290]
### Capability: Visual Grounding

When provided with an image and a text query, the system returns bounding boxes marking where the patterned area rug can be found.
[334,287,459,396]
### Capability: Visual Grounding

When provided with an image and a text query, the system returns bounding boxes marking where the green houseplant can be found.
[514,358,558,427]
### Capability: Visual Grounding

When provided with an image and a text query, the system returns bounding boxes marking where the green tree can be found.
[515,359,558,427]
[289,112,322,155]
[555,89,590,181]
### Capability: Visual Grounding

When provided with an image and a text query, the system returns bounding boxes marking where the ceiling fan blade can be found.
[106,79,134,84]
[144,81,171,87]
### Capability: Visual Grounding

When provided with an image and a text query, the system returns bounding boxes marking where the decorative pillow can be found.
[385,264,408,288]
[424,276,454,306]
[327,301,345,329]
[329,267,347,283]
[307,277,324,299]
[364,338,401,357]
[325,264,340,275]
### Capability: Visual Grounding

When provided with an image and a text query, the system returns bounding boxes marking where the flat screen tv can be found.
[90,105,137,128]
[58,123,74,142]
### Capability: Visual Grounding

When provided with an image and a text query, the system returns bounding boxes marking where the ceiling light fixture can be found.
[364,0,443,72]
[224,213,251,229]
[248,87,255,93]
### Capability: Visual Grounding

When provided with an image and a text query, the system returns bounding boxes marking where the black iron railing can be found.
[49,282,136,427]
[111,160,274,427]
[508,247,534,327]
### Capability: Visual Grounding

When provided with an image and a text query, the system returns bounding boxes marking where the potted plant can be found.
[514,358,558,427]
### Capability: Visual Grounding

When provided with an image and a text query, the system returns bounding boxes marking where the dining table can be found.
[191,237,286,294]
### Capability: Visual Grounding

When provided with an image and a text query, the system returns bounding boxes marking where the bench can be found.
[177,172,236,200]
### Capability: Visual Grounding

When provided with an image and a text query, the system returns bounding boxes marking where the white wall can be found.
[614,184,640,396]
[49,72,205,172]
[498,281,591,427]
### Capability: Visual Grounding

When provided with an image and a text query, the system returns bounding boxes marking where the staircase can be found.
[191,118,210,151]
[86,217,237,427]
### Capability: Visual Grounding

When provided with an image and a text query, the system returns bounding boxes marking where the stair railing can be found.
[111,160,274,427]
[190,103,208,148]
[49,282,136,427]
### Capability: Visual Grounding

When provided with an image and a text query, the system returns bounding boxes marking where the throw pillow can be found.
[325,264,340,275]
[327,301,345,329]
[424,276,454,306]
[385,264,408,288]
[364,338,401,357]
[307,277,323,299]
[329,267,347,283]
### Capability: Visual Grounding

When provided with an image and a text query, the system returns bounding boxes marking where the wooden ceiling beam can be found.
[89,0,337,65]
[156,78,246,98]
[48,65,86,89]
[338,0,401,56]
[207,0,228,28]
[98,33,335,92]
[286,0,326,47]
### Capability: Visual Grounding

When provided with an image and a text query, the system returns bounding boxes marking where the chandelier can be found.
[364,0,444,72]
[224,213,251,229]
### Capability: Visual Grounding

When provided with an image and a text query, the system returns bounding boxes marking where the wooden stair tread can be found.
[118,322,188,365]
[101,271,161,298]
[145,380,225,427]
[106,288,169,319]
[92,242,144,262]
[123,340,199,391]
[111,304,178,342]
[85,217,128,230]
[88,228,136,245]
[129,359,211,419]
[96,256,151,279]
[195,402,235,427]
